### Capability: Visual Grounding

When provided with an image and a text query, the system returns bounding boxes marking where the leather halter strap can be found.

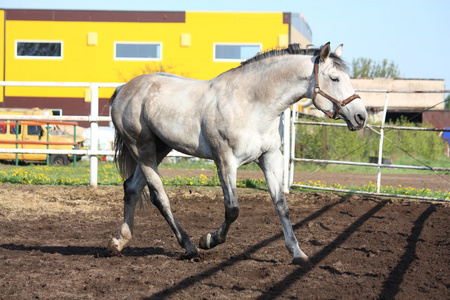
[312,56,360,119]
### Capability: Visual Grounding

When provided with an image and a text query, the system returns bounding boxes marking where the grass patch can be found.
[0,161,448,199]
[0,162,122,186]
[159,157,261,171]
[160,156,450,175]
[291,180,449,200]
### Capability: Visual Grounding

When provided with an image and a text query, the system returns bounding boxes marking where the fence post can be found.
[73,124,77,167]
[46,122,50,165]
[15,120,19,165]
[289,104,297,188]
[283,108,291,193]
[90,83,99,188]
[376,92,390,193]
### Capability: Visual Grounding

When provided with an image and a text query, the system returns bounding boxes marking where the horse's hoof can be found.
[291,256,314,269]
[199,233,212,249]
[107,238,122,256]
[180,248,199,260]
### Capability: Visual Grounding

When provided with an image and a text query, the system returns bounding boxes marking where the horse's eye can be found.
[330,76,339,82]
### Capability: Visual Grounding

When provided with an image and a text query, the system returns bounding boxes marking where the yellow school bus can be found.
[0,108,86,165]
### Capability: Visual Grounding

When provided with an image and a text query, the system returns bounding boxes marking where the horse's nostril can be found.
[356,113,366,125]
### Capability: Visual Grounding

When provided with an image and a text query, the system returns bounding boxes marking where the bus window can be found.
[10,123,21,135]
[0,121,6,134]
[28,125,42,136]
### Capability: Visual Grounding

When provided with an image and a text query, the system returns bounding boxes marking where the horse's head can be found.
[310,43,367,131]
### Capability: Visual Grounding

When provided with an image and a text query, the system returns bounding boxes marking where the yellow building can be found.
[0,9,312,117]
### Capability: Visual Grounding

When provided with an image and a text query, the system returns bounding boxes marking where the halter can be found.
[312,56,360,119]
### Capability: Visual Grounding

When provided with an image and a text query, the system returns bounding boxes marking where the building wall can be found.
[423,111,450,128]
[0,10,4,103]
[351,78,445,109]
[289,13,312,47]
[1,9,311,115]
[350,78,446,123]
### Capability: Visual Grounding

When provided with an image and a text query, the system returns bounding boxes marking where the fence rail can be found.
[0,81,198,186]
[284,89,450,202]
[291,158,450,172]
[0,81,123,187]
[295,120,450,132]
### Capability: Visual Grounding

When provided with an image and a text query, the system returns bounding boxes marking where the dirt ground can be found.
[0,177,449,299]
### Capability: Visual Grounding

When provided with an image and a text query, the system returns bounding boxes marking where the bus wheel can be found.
[49,154,69,166]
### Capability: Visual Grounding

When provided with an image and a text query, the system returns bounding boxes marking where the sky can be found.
[1,0,449,91]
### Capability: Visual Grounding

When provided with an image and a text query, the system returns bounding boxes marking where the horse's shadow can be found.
[0,243,174,258]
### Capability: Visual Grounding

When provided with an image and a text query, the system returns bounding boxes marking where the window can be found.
[0,121,6,134]
[16,41,62,59]
[28,125,42,136]
[10,123,21,135]
[114,42,162,60]
[214,44,261,61]
[51,109,63,116]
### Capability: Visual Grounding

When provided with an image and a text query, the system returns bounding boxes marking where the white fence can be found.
[283,90,450,202]
[0,81,196,187]
[0,81,121,187]
[1,81,449,202]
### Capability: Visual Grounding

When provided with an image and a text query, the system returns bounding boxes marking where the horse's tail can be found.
[109,85,137,180]
[113,129,137,181]
[110,85,151,209]
[109,84,123,106]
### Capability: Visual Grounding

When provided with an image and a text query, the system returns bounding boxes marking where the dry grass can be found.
[0,184,274,222]
[0,184,123,220]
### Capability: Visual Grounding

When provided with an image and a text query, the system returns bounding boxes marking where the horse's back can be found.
[111,73,215,158]
[112,73,207,122]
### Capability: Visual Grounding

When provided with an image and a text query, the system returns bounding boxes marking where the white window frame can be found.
[213,43,262,62]
[15,40,63,60]
[114,42,162,61]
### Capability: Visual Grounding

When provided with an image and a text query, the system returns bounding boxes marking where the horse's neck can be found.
[240,55,313,117]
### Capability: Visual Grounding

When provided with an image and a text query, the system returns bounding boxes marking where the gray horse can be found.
[107,43,367,266]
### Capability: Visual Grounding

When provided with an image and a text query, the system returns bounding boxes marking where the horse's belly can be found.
[151,122,213,159]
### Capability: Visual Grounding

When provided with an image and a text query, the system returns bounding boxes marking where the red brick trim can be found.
[5,9,185,23]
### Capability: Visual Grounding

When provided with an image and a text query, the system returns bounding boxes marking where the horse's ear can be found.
[320,42,331,61]
[334,44,343,58]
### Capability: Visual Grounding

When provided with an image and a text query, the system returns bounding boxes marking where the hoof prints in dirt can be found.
[0,185,449,299]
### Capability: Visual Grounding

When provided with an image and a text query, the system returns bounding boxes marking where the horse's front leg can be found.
[258,150,312,267]
[107,167,146,255]
[199,159,239,250]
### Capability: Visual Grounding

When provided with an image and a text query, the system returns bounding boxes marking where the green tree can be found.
[352,58,401,78]
[445,94,450,109]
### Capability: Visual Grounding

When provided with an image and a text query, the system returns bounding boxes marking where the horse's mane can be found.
[240,43,348,72]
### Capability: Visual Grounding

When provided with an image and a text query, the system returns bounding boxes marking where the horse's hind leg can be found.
[140,163,198,257]
[108,166,147,255]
